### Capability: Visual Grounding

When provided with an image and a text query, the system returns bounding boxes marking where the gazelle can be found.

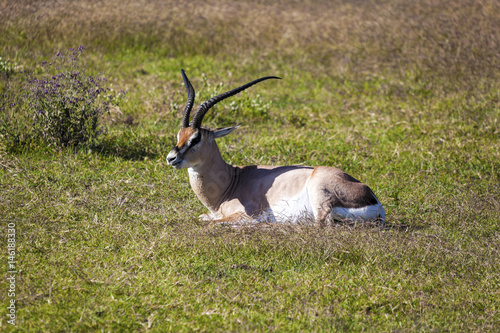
[167,70,385,225]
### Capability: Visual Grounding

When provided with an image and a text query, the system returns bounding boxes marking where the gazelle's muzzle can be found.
[166,147,183,168]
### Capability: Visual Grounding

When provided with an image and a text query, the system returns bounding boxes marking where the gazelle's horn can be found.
[181,69,195,128]
[190,76,281,129]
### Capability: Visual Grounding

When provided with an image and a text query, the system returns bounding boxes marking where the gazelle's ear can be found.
[213,126,240,139]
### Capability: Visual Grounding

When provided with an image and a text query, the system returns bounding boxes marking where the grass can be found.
[1,0,499,331]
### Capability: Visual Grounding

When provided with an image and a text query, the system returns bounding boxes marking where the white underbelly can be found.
[266,187,314,223]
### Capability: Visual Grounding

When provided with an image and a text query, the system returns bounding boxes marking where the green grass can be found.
[1,0,500,331]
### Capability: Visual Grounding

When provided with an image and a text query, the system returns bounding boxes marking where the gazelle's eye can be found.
[189,133,201,147]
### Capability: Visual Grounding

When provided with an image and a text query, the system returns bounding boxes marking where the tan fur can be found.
[176,127,197,149]
[167,128,384,225]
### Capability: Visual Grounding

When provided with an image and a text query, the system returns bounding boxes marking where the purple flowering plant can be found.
[2,46,122,148]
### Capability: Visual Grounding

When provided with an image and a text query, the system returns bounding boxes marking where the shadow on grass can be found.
[94,132,170,160]
[202,217,427,234]
[331,219,427,232]
[382,218,429,232]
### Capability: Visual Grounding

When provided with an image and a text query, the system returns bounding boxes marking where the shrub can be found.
[1,46,122,149]
[0,56,16,79]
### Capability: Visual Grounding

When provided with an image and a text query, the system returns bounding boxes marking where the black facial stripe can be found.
[189,133,201,147]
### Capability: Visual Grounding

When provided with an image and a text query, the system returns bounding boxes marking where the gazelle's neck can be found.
[187,144,237,213]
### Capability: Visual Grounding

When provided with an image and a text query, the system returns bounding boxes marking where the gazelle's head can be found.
[167,70,280,169]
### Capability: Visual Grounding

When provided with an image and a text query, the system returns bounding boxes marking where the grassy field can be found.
[1,0,499,331]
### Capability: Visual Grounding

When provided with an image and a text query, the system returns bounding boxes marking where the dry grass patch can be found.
[1,0,499,85]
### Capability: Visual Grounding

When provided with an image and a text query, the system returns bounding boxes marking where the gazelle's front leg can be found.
[204,212,252,226]
[199,213,218,223]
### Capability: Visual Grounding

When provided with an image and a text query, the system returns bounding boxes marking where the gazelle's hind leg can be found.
[306,166,385,226]
[311,197,386,226]
[307,185,337,227]
[311,202,334,227]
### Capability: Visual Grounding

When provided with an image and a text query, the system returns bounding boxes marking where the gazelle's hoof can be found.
[199,214,214,223]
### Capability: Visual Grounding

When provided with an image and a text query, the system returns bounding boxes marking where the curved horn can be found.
[181,69,195,128]
[190,76,281,129]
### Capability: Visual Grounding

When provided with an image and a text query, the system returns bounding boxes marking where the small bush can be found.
[0,56,16,79]
[1,46,123,149]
